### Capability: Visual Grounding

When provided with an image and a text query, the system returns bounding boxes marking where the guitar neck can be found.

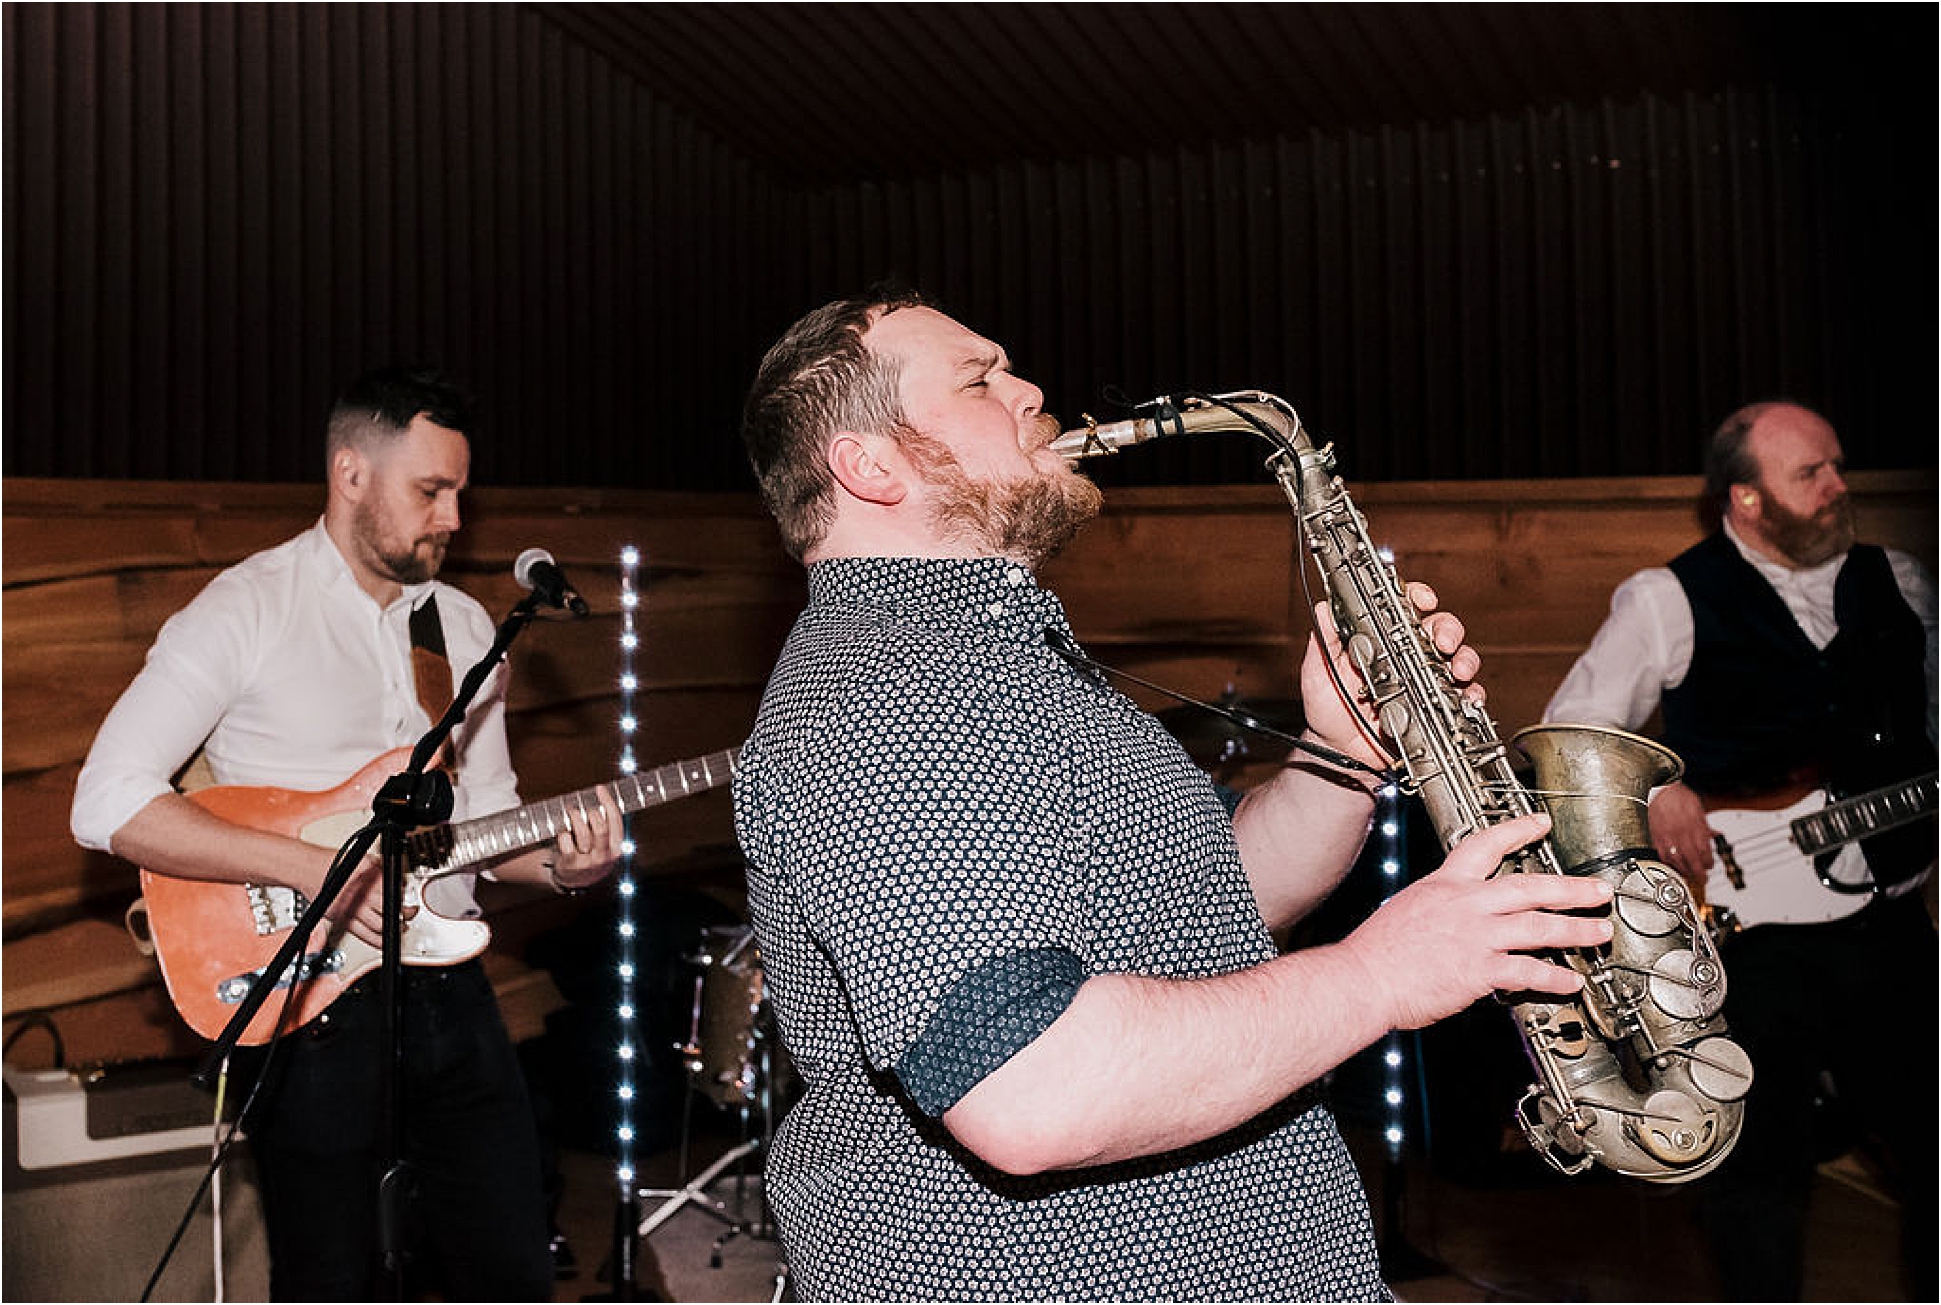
[409,748,742,872]
[1792,772,1937,856]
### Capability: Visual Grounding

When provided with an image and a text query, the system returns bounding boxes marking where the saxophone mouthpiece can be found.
[1050,412,1163,462]
[1052,397,1196,462]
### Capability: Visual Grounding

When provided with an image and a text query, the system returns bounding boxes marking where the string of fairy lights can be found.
[612,545,644,1194]
[1369,545,1419,1163]
[1373,781,1412,1160]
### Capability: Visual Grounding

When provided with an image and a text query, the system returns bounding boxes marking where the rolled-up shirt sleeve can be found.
[70,576,260,851]
[777,657,1090,1116]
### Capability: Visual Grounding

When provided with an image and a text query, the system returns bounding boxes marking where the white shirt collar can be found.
[299,516,440,615]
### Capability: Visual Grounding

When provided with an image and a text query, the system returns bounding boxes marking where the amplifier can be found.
[4,1059,268,1301]
[4,1059,225,1173]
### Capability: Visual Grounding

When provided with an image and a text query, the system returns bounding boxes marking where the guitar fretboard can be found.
[1792,772,1937,856]
[409,748,741,872]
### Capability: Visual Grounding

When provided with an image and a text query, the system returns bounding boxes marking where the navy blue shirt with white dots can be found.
[735,556,1388,1302]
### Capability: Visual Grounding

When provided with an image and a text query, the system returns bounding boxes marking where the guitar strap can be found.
[410,595,458,778]
[409,594,456,726]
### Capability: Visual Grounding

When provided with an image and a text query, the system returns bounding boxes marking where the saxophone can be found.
[1055,391,1752,1182]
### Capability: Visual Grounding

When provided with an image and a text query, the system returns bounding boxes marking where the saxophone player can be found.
[1545,400,1937,1301]
[730,287,1616,1301]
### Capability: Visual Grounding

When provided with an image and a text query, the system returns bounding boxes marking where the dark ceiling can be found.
[527,2,1925,187]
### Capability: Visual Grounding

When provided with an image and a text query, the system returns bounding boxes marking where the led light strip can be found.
[613,544,643,1191]
[1374,782,1411,1158]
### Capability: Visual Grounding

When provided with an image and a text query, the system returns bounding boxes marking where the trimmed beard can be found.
[1760,492,1855,568]
[900,420,1103,569]
[353,496,448,585]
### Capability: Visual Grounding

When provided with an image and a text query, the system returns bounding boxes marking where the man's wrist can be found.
[544,858,592,896]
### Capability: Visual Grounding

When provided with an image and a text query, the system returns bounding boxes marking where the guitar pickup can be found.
[245,883,311,935]
[215,951,345,1005]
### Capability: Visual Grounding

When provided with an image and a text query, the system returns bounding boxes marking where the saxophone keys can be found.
[1685,1035,1756,1104]
[1632,1089,1720,1166]
[1616,865,1686,937]
[1647,948,1728,1021]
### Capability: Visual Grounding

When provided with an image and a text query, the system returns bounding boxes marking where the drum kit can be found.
[675,924,798,1117]
[636,922,793,1277]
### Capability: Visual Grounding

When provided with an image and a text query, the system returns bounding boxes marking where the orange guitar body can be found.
[138,748,490,1046]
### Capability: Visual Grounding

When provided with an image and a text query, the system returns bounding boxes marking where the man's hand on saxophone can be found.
[1341,812,1615,1030]
[1240,577,1485,924]
[1301,580,1481,774]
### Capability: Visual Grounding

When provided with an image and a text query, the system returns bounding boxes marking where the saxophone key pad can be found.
[1647,948,1727,1021]
[1614,865,1685,937]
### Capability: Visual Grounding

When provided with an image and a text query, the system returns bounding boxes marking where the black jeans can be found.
[236,961,554,1301]
[1697,894,1938,1301]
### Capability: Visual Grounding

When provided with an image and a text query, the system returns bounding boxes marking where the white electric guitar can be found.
[1701,772,1937,934]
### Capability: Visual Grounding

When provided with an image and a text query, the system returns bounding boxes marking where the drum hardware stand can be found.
[635,1039,784,1259]
[624,927,786,1287]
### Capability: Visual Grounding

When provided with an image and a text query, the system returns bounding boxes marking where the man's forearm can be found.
[109,792,336,897]
[943,942,1388,1175]
[1233,750,1379,929]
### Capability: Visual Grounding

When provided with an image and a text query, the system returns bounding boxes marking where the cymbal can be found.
[1157,694,1304,767]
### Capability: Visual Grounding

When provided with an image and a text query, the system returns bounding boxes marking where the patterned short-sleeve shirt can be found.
[735,556,1388,1302]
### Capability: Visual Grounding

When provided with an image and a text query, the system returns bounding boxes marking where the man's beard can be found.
[1760,492,1855,567]
[901,417,1104,568]
[353,497,449,584]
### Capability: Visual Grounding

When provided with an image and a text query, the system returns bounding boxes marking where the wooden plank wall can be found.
[4,471,1933,1067]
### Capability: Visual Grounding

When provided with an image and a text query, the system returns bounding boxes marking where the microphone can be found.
[513,548,590,617]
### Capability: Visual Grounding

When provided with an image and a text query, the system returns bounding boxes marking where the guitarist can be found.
[1545,400,1936,1301]
[70,367,624,1301]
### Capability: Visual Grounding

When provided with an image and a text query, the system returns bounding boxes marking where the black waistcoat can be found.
[1663,533,1930,800]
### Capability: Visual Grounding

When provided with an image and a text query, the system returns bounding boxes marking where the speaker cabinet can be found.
[4,1063,268,1302]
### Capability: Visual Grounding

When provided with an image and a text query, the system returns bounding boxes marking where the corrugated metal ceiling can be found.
[526,2,1898,186]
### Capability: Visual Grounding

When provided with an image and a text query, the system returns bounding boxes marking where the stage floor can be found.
[548,1118,1908,1303]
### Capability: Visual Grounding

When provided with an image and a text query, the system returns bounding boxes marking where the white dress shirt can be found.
[72,519,523,910]
[1545,520,1938,740]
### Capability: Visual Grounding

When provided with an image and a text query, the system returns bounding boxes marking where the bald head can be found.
[1713,402,1854,568]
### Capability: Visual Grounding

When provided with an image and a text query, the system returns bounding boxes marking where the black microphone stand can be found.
[195,587,551,1295]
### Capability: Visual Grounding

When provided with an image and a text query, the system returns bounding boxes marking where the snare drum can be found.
[677,925,772,1108]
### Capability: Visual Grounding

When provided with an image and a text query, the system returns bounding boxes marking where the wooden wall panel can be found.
[5,472,1933,1066]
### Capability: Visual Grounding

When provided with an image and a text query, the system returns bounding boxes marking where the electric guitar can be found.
[1701,771,1937,934]
[138,745,741,1044]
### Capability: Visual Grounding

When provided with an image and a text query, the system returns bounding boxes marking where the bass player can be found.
[70,366,624,1301]
[1544,399,1936,1301]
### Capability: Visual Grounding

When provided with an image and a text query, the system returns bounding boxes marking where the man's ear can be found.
[330,445,369,500]
[827,431,909,507]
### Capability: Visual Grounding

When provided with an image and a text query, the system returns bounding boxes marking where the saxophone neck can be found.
[1052,391,1307,462]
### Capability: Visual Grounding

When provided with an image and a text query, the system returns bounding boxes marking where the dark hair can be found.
[741,286,931,560]
[1702,400,1779,512]
[326,365,474,462]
